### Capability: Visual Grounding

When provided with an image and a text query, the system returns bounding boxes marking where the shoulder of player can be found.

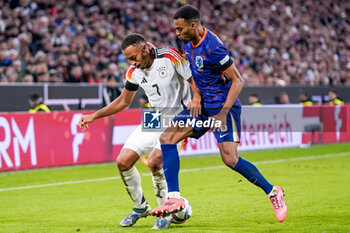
[155,47,185,65]
[125,66,142,81]
[205,29,225,47]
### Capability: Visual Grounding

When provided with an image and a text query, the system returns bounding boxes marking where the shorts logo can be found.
[143,110,161,129]
[195,56,203,69]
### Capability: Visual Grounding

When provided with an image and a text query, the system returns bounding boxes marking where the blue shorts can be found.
[173,105,241,143]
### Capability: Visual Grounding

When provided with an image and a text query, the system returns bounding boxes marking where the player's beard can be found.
[178,36,189,43]
[137,63,145,69]
[139,56,151,69]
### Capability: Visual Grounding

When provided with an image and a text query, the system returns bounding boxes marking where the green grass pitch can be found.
[1,143,350,232]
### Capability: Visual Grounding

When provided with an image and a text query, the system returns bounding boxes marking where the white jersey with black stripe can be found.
[125,47,192,116]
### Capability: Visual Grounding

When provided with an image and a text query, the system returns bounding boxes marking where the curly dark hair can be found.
[173,5,200,22]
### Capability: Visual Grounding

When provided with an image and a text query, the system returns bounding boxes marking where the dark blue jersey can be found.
[183,28,241,108]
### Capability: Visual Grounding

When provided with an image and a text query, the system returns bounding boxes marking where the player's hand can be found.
[187,96,201,118]
[79,114,95,130]
[209,111,227,132]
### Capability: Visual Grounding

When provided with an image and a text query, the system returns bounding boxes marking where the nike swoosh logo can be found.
[220,133,229,138]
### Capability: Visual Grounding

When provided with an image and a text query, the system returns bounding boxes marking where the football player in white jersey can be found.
[79,33,201,229]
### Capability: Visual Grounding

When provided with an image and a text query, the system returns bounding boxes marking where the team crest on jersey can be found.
[195,56,203,69]
[157,66,168,78]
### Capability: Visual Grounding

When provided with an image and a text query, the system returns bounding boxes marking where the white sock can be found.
[168,191,181,199]
[267,186,277,198]
[151,168,168,205]
[120,166,147,209]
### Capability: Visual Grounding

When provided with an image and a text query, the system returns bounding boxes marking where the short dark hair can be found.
[29,93,41,101]
[328,89,337,94]
[174,5,200,22]
[249,93,259,98]
[107,74,115,81]
[299,91,308,97]
[280,92,288,97]
[121,33,146,50]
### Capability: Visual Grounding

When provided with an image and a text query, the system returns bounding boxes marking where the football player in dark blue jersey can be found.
[151,5,287,222]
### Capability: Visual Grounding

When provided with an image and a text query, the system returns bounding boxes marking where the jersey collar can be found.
[191,27,207,48]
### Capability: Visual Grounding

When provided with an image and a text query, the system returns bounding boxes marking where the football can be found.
[171,197,192,224]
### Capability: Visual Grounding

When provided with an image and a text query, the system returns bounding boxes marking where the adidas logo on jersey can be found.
[141,77,148,84]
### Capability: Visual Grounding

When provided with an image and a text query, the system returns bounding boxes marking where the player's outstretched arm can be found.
[187,77,202,118]
[79,89,137,130]
[210,63,243,131]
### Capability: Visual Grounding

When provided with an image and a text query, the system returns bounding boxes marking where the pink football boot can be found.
[269,186,287,222]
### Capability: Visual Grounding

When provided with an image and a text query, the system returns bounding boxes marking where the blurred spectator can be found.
[102,75,121,107]
[279,92,290,104]
[3,66,17,82]
[68,65,83,82]
[0,73,6,83]
[28,93,50,113]
[81,63,96,83]
[248,93,262,106]
[37,71,49,82]
[108,63,122,83]
[299,92,313,106]
[0,0,349,86]
[328,90,344,105]
[23,74,34,83]
[49,69,63,83]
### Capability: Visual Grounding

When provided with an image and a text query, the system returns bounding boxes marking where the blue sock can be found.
[161,144,180,192]
[233,157,273,194]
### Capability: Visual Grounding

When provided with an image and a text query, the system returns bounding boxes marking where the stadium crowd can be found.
[0,0,350,86]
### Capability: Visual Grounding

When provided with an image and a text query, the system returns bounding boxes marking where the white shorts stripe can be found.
[229,113,238,142]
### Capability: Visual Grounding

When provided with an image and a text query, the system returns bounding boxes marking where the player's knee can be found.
[222,157,235,169]
[148,156,162,173]
[159,131,173,144]
[221,150,239,169]
[160,126,191,144]
[116,157,132,172]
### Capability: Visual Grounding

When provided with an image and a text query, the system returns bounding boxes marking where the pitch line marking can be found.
[1,152,349,192]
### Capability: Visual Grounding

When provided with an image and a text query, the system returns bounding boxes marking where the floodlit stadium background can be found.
[0,0,349,170]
